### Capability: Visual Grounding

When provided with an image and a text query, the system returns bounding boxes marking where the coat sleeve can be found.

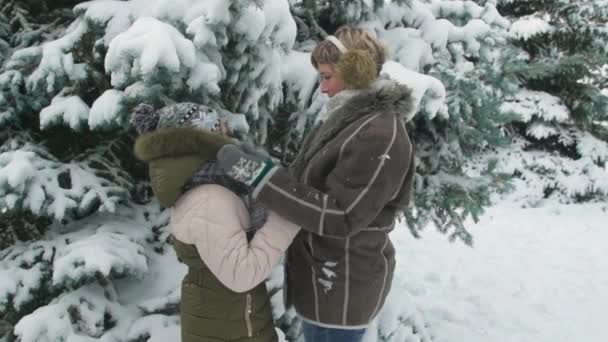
[252,115,412,238]
[180,185,300,293]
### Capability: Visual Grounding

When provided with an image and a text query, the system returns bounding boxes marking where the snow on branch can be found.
[378,0,509,56]
[526,122,559,140]
[13,284,131,341]
[74,0,140,45]
[233,0,296,50]
[0,139,130,221]
[500,90,570,123]
[105,17,197,88]
[24,20,88,95]
[576,131,608,164]
[155,0,231,26]
[39,94,89,130]
[52,229,147,287]
[0,70,27,126]
[88,89,126,130]
[371,279,433,342]
[0,244,53,313]
[379,27,435,73]
[0,204,162,324]
[281,50,319,111]
[486,138,608,205]
[383,61,448,119]
[509,16,553,41]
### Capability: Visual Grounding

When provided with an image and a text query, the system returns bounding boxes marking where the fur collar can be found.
[134,126,233,162]
[293,78,415,171]
[325,76,415,121]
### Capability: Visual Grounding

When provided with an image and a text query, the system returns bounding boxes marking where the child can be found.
[132,103,299,342]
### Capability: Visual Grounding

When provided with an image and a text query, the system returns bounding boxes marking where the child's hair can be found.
[311,25,388,76]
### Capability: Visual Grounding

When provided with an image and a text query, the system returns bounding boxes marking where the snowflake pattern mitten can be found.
[216,144,274,188]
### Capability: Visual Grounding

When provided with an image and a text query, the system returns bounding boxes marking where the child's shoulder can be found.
[175,184,248,222]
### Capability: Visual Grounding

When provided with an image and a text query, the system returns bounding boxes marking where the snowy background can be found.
[372,192,608,342]
[1,0,607,341]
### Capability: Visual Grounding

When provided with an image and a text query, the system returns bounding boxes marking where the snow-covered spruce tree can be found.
[0,1,160,340]
[0,0,295,341]
[0,0,100,248]
[486,0,608,205]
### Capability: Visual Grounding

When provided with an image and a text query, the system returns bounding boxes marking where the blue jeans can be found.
[302,321,366,342]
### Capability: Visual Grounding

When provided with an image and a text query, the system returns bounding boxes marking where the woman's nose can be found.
[320,81,328,93]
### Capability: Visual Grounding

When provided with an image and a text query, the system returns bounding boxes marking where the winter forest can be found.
[0,0,607,341]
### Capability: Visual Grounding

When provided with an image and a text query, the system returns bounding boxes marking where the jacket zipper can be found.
[245,293,253,337]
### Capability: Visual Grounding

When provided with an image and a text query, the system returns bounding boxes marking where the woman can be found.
[132,103,299,342]
[214,26,416,342]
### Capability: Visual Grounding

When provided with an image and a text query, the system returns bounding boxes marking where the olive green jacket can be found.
[174,239,277,342]
[134,127,287,341]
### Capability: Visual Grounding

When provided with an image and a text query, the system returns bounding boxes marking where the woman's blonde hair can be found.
[311,26,388,75]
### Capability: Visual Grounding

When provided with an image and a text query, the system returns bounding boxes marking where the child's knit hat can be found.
[131,102,221,134]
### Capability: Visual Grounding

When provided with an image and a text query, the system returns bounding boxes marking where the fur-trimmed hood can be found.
[134,126,233,162]
[134,127,233,207]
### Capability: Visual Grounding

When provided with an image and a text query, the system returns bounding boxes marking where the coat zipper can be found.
[245,293,253,337]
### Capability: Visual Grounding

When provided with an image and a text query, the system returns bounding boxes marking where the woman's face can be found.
[318,63,344,97]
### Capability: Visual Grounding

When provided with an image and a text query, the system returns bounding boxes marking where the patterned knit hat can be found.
[131,102,222,134]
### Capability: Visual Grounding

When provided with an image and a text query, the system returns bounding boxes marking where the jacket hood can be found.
[134,127,233,207]
[134,126,233,162]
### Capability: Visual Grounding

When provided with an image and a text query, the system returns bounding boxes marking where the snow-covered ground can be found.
[26,195,605,342]
[378,201,608,342]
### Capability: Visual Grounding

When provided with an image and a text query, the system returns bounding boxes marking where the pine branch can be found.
[291,0,328,39]
[13,8,31,32]
[306,8,328,38]
[0,210,51,250]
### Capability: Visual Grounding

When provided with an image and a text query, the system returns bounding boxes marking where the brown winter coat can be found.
[252,78,416,327]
